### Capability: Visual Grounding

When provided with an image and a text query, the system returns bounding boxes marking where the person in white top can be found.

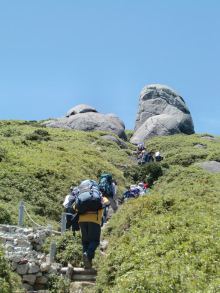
[62,186,79,235]
[155,151,163,162]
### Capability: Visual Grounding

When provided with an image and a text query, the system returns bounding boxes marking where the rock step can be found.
[62,266,97,282]
[72,274,96,281]
[61,267,97,275]
[69,281,95,293]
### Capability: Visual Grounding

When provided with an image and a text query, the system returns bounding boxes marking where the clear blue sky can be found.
[0,0,219,135]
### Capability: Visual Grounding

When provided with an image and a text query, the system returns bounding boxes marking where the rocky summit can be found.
[130,84,195,144]
[43,104,127,140]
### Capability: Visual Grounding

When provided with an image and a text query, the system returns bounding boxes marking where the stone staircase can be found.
[61,265,97,292]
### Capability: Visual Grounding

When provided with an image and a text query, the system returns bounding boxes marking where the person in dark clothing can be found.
[142,151,155,165]
[75,196,109,269]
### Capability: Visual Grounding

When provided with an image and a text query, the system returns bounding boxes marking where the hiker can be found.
[121,189,130,204]
[155,151,163,162]
[137,142,146,159]
[137,142,146,153]
[143,183,150,194]
[62,186,79,236]
[74,180,109,269]
[142,151,155,165]
[137,182,145,196]
[138,182,150,195]
[99,174,118,212]
[121,184,140,203]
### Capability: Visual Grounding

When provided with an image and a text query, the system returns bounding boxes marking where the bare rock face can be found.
[130,84,195,144]
[195,161,220,174]
[43,104,127,140]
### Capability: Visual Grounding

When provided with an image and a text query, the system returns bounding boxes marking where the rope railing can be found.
[18,201,67,235]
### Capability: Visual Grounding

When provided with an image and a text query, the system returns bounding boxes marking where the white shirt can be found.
[62,194,73,208]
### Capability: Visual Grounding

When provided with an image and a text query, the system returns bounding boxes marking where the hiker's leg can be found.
[86,222,101,260]
[107,196,118,212]
[66,215,72,229]
[79,222,89,253]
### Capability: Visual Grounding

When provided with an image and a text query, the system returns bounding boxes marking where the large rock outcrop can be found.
[43,104,127,140]
[130,84,195,144]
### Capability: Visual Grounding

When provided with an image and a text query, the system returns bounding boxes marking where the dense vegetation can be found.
[95,134,220,292]
[0,120,220,292]
[0,120,135,229]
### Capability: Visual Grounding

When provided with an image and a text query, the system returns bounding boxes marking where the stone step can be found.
[61,267,97,275]
[69,281,95,293]
[73,267,97,275]
[72,274,96,281]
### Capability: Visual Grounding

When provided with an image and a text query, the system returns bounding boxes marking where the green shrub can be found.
[34,129,50,137]
[25,129,51,141]
[123,162,163,187]
[0,248,24,293]
[47,274,70,293]
[43,231,83,267]
[2,129,21,137]
[0,148,8,162]
[0,204,12,225]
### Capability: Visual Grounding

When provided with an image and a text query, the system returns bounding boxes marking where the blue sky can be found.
[0,0,219,135]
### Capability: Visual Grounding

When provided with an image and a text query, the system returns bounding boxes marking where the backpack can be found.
[99,174,113,197]
[128,187,140,198]
[121,190,130,203]
[75,180,103,214]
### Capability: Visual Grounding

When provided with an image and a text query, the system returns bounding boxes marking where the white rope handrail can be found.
[23,205,48,228]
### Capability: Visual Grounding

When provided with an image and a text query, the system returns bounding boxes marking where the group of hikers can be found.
[62,147,164,269]
[137,142,163,165]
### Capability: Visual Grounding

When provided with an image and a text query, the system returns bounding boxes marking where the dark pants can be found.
[79,222,101,260]
[66,214,80,232]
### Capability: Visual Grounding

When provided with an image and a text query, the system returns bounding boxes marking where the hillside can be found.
[0,120,220,292]
[0,120,135,229]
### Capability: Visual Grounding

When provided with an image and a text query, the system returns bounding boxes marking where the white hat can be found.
[130,184,137,190]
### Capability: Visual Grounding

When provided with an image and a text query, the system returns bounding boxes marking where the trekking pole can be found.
[61,213,67,234]
[18,201,24,227]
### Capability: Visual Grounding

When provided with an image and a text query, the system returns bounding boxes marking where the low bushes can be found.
[124,162,163,187]
[0,248,23,293]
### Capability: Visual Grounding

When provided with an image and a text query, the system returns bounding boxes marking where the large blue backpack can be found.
[128,187,140,198]
[75,180,103,214]
[99,174,113,197]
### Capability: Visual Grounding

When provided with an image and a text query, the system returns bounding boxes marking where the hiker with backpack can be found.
[137,142,146,153]
[138,182,150,195]
[99,174,118,212]
[137,142,146,159]
[142,151,155,165]
[74,179,109,269]
[62,186,80,236]
[121,184,140,203]
[155,151,163,162]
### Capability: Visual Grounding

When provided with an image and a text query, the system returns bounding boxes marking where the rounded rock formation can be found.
[43,104,127,140]
[130,84,194,144]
